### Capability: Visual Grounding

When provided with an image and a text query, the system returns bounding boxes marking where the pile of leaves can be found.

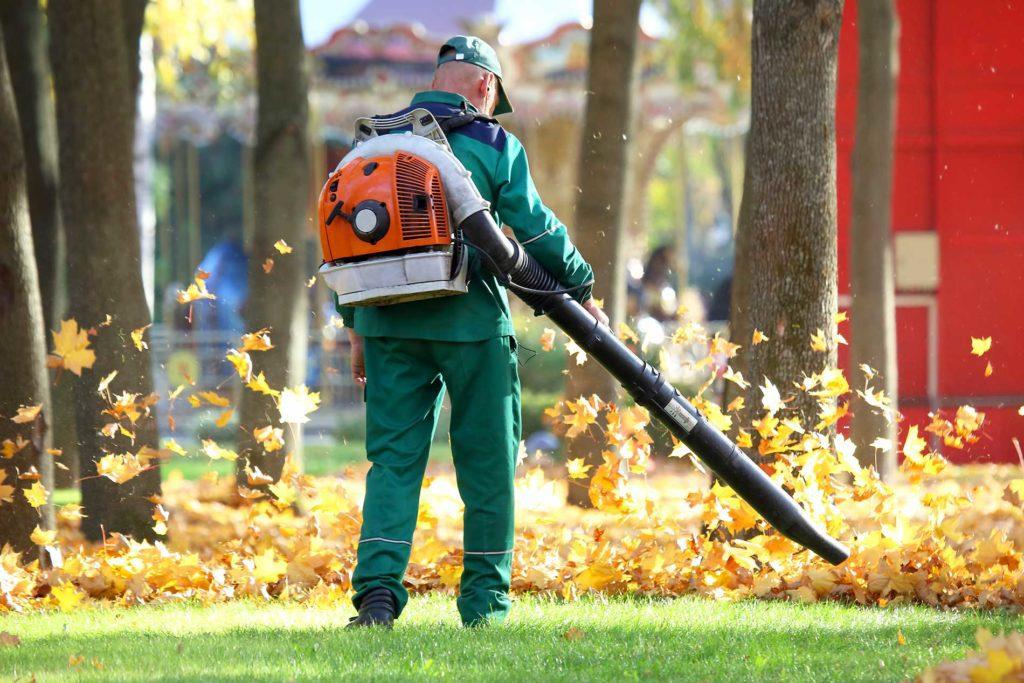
[3,305,1023,616]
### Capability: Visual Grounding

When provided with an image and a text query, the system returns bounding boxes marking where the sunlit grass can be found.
[1,594,1020,681]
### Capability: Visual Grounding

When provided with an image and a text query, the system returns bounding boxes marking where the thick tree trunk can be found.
[728,0,844,442]
[849,0,899,479]
[49,0,160,542]
[0,25,52,556]
[0,0,67,490]
[565,0,642,507]
[237,0,310,483]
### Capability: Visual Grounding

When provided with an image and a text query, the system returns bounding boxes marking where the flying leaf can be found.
[539,328,556,352]
[176,275,216,304]
[97,453,147,484]
[225,349,253,382]
[50,319,97,376]
[306,276,316,288]
[262,258,274,274]
[24,481,47,508]
[11,404,42,424]
[566,458,592,480]
[278,385,321,425]
[617,323,639,344]
[197,391,231,407]
[810,329,828,352]
[247,371,280,397]
[566,340,588,366]
[0,471,15,504]
[273,239,293,254]
[253,425,284,453]
[131,324,151,351]
[971,336,992,357]
[30,525,57,546]
[97,370,118,395]
[752,329,768,345]
[761,378,784,416]
[202,439,238,461]
[722,367,750,390]
[215,409,234,429]
[241,328,274,352]
[985,361,994,377]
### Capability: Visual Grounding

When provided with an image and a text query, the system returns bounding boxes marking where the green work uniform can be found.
[337,90,594,625]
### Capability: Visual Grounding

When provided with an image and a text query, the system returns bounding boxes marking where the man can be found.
[340,35,608,628]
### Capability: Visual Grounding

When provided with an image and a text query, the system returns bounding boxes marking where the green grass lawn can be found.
[1,594,1019,682]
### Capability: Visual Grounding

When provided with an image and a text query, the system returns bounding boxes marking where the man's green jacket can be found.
[334,90,594,342]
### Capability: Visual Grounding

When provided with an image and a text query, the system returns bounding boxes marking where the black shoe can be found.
[346,587,397,629]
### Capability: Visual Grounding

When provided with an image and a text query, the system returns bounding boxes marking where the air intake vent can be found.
[395,153,437,241]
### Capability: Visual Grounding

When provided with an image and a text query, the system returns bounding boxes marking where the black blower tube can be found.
[459,210,850,566]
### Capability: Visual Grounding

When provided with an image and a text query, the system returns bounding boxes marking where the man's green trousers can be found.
[351,335,521,625]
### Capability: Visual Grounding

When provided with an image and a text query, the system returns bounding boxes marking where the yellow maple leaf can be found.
[251,549,287,584]
[985,361,994,377]
[253,425,284,453]
[278,385,321,425]
[722,367,750,390]
[241,328,274,352]
[752,329,769,345]
[130,324,151,351]
[810,329,828,352]
[0,471,15,504]
[247,371,280,397]
[30,525,57,546]
[197,391,231,407]
[566,458,592,480]
[176,275,216,304]
[51,582,83,612]
[617,323,639,344]
[306,276,316,288]
[24,481,47,508]
[971,336,992,357]
[50,319,96,376]
[97,453,146,484]
[201,439,238,461]
[273,239,293,254]
[226,349,252,382]
[11,404,42,424]
[163,439,187,457]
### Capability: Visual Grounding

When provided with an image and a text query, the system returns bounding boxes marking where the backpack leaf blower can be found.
[318,110,850,566]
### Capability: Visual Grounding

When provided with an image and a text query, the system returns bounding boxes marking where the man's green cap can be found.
[437,35,513,116]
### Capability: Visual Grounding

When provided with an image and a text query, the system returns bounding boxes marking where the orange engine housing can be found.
[318,152,452,263]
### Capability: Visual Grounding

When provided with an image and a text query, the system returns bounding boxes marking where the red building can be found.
[836,0,1024,462]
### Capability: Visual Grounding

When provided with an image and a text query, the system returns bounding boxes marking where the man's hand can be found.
[582,298,609,327]
[347,329,366,385]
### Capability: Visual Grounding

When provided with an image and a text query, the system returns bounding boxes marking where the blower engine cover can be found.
[318,150,468,306]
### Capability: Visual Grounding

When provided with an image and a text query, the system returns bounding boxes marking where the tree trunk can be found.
[0,24,52,556]
[237,0,310,484]
[0,0,68,490]
[849,0,899,479]
[728,0,844,442]
[49,0,160,542]
[565,0,642,507]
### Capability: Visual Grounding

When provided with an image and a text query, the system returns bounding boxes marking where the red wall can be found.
[836,0,1024,463]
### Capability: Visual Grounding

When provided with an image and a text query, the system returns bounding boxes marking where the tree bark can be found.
[728,0,844,441]
[849,0,899,478]
[237,0,310,483]
[49,0,160,542]
[0,0,68,490]
[0,24,52,556]
[565,0,642,507]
